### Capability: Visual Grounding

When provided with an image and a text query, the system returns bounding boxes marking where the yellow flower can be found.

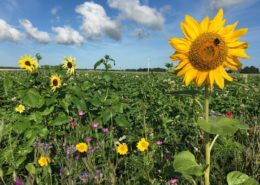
[38,156,51,167]
[50,74,62,91]
[15,105,25,113]
[137,138,149,152]
[169,9,249,89]
[62,56,76,75]
[18,55,39,72]
[116,143,128,155]
[76,142,88,153]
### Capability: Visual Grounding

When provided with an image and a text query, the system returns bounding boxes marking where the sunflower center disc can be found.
[25,61,31,66]
[188,33,227,71]
[67,62,72,68]
[53,79,58,86]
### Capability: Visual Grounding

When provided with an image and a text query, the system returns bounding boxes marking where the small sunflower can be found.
[116,143,128,155]
[50,74,62,91]
[76,142,88,153]
[136,138,149,152]
[18,55,39,72]
[169,9,249,89]
[15,105,25,113]
[38,156,51,167]
[62,56,76,75]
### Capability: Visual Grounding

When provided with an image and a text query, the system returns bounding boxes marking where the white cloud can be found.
[159,5,172,15]
[52,26,85,45]
[108,0,164,30]
[75,1,121,40]
[133,28,149,39]
[0,19,23,42]
[20,19,51,44]
[51,6,61,16]
[211,0,245,8]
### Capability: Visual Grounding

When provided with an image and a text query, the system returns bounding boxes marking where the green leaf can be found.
[29,112,43,123]
[38,127,49,138]
[0,168,3,178]
[22,89,45,108]
[4,76,13,96]
[197,117,248,136]
[15,156,26,167]
[227,171,259,185]
[170,90,199,96]
[49,113,71,126]
[25,163,36,174]
[101,110,112,122]
[42,106,54,116]
[173,151,205,177]
[115,116,130,128]
[13,119,31,133]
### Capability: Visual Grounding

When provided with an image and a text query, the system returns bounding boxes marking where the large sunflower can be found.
[50,74,62,91]
[62,56,76,75]
[18,55,39,72]
[169,9,249,89]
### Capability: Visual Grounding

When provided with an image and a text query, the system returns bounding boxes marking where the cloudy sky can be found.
[0,0,259,69]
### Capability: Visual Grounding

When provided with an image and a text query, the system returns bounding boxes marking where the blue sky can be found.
[0,0,259,69]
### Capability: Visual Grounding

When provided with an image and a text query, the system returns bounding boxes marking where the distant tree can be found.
[94,55,115,71]
[165,62,173,70]
[35,53,42,62]
[240,66,259,74]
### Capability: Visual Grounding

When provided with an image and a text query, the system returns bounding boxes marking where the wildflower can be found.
[156,140,163,145]
[76,142,88,153]
[59,167,66,175]
[43,142,53,150]
[78,111,86,116]
[18,55,38,73]
[167,178,179,184]
[169,9,249,89]
[91,122,99,128]
[62,56,76,75]
[38,156,51,167]
[50,74,62,91]
[15,178,24,185]
[66,146,76,155]
[79,172,89,183]
[225,111,233,118]
[84,137,92,143]
[15,105,25,113]
[116,143,128,155]
[137,138,149,152]
[102,127,109,133]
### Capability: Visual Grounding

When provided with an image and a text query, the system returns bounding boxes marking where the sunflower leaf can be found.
[227,171,259,185]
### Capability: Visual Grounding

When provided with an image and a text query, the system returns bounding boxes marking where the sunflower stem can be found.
[204,85,211,185]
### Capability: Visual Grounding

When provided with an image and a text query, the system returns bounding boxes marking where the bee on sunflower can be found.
[18,55,39,73]
[62,56,76,75]
[50,74,62,91]
[169,9,249,89]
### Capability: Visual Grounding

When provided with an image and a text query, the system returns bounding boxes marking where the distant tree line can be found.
[125,68,166,72]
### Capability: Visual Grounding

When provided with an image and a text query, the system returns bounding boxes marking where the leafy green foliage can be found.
[227,171,259,185]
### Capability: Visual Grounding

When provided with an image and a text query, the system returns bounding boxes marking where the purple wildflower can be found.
[91,122,99,128]
[15,178,24,185]
[66,146,76,155]
[102,127,109,133]
[156,140,163,145]
[79,172,89,183]
[59,167,66,175]
[78,111,86,116]
[167,178,179,184]
[84,137,92,143]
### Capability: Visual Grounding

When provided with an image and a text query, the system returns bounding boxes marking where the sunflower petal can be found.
[226,57,243,67]
[219,21,238,36]
[169,38,190,53]
[176,64,193,77]
[181,22,197,41]
[214,68,225,89]
[195,71,208,86]
[224,28,248,42]
[227,41,248,49]
[175,59,189,70]
[185,15,200,36]
[228,48,250,58]
[208,8,225,33]
[209,70,215,88]
[170,52,188,61]
[200,16,209,33]
[184,68,198,86]
[220,67,233,81]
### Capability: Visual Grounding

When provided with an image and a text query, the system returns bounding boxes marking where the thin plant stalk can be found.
[204,85,210,185]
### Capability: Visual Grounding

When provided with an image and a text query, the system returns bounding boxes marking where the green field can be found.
[0,70,259,185]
